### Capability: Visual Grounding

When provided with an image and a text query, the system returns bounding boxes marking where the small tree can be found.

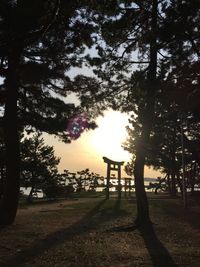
[88,173,104,192]
[75,169,90,192]
[20,133,61,202]
[62,169,104,193]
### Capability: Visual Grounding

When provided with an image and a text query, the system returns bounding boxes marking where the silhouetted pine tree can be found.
[0,0,98,225]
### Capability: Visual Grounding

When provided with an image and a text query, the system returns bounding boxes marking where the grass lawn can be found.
[0,193,199,267]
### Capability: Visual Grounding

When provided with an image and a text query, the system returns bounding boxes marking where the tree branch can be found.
[23,0,61,47]
[0,67,7,77]
[158,50,171,59]
[48,81,67,94]
[134,1,150,13]
[127,60,150,64]
[185,32,200,57]
[118,7,140,12]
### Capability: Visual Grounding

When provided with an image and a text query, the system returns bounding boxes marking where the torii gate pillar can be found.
[103,157,124,199]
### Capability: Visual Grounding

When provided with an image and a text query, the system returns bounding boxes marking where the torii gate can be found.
[103,156,124,199]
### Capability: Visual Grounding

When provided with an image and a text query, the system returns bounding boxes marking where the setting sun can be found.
[90,110,131,162]
[43,110,160,178]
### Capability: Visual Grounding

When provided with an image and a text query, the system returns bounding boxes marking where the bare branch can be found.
[127,60,150,64]
[24,55,43,62]
[158,50,171,59]
[157,11,165,20]
[48,81,66,93]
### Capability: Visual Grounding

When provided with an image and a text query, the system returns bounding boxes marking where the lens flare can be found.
[67,114,88,139]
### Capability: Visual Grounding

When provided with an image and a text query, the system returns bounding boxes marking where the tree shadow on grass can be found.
[113,197,121,214]
[108,220,177,266]
[151,200,200,230]
[3,198,129,267]
[139,223,178,267]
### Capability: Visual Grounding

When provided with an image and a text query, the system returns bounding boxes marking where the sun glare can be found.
[90,110,131,162]
[44,110,160,177]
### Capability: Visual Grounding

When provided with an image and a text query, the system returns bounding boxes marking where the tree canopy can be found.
[0,0,100,224]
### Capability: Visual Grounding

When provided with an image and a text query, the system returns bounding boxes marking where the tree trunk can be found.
[27,186,34,203]
[134,143,151,225]
[170,127,177,197]
[190,162,196,195]
[0,166,5,199]
[171,169,176,197]
[134,0,158,226]
[166,173,172,195]
[176,171,183,198]
[0,48,21,225]
[0,168,3,199]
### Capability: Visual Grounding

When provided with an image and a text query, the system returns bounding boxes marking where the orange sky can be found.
[44,109,161,178]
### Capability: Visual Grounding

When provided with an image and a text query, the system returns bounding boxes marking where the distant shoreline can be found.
[144,177,157,182]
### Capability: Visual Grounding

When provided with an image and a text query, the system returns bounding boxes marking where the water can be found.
[20,179,157,197]
[20,187,44,198]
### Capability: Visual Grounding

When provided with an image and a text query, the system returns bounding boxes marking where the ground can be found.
[0,192,199,267]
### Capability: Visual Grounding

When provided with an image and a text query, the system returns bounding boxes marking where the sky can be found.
[0,61,161,179]
[0,79,161,178]
[44,109,161,178]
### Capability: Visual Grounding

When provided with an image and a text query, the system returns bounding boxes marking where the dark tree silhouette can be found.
[83,0,199,225]
[87,0,159,226]
[20,133,60,202]
[0,0,63,224]
[0,0,98,225]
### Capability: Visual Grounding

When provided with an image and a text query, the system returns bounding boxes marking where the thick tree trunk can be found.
[134,0,158,226]
[134,141,151,225]
[0,49,21,225]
